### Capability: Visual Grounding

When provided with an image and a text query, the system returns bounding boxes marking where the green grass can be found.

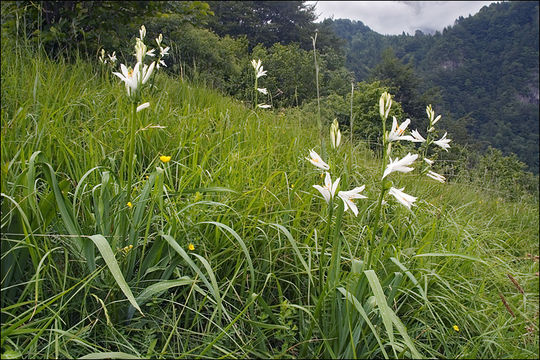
[1,36,538,359]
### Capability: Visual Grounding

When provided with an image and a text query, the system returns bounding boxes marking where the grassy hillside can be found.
[1,35,538,359]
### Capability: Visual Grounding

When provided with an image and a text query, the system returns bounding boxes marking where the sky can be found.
[308,1,499,35]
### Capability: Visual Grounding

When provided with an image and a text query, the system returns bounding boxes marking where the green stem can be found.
[319,198,333,295]
[312,32,323,152]
[254,76,258,109]
[328,200,344,289]
[369,113,390,269]
[350,82,354,144]
[126,102,137,202]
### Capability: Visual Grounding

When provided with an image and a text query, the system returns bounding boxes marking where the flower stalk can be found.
[126,102,137,202]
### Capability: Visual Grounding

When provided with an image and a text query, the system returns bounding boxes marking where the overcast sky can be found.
[308,1,499,35]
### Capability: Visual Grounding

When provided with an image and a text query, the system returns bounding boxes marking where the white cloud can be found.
[309,1,498,35]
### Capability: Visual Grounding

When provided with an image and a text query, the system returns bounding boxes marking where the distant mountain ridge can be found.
[326,1,539,172]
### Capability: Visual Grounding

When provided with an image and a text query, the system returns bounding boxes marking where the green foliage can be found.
[1,1,213,61]
[168,23,249,92]
[439,144,539,201]
[302,81,405,142]
[206,1,342,52]
[327,2,539,173]
[369,48,439,130]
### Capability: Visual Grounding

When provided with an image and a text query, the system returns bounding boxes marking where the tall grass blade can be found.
[88,234,142,315]
[364,270,422,358]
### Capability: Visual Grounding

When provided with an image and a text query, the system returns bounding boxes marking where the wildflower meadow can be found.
[1,12,539,360]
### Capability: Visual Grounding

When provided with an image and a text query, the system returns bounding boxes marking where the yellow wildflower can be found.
[160,155,171,163]
[188,243,195,251]
[127,202,133,208]
[453,325,459,332]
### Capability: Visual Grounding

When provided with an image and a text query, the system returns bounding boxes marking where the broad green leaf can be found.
[88,234,142,315]
[337,287,389,359]
[80,352,140,359]
[364,270,422,359]
[127,277,195,320]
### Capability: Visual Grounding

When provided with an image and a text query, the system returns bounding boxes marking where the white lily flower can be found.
[160,46,170,57]
[139,25,146,40]
[426,105,434,120]
[256,67,267,78]
[113,62,141,97]
[146,48,156,57]
[338,186,367,216]
[156,33,163,46]
[388,187,417,209]
[313,172,340,204]
[410,129,426,143]
[432,114,442,125]
[379,91,392,119]
[251,59,267,78]
[434,132,451,151]
[257,88,268,95]
[330,119,342,149]
[426,170,446,183]
[306,149,330,170]
[382,152,418,179]
[135,38,147,63]
[157,59,167,69]
[424,158,434,165]
[108,51,117,64]
[136,102,150,112]
[257,104,271,109]
[251,59,261,70]
[140,61,155,85]
[388,117,414,142]
[99,48,106,63]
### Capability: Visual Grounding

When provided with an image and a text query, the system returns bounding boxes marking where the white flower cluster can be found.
[379,93,452,208]
[251,59,271,109]
[306,147,367,217]
[98,48,117,66]
[109,25,170,110]
[305,92,452,215]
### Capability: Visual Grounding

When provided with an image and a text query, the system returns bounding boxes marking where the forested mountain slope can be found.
[328,1,539,172]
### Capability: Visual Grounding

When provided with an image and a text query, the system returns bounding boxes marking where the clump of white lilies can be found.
[376,92,452,211]
[98,48,117,67]
[111,25,169,107]
[305,91,451,275]
[251,59,271,109]
[106,25,170,201]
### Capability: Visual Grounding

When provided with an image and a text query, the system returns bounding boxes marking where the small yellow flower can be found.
[453,325,459,332]
[291,184,295,188]
[121,244,134,255]
[188,243,195,251]
[127,202,133,208]
[160,155,171,163]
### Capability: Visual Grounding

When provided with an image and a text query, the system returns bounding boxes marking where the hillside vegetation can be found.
[327,1,539,172]
[1,4,539,359]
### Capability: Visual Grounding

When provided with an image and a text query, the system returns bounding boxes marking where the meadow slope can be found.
[1,39,539,359]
